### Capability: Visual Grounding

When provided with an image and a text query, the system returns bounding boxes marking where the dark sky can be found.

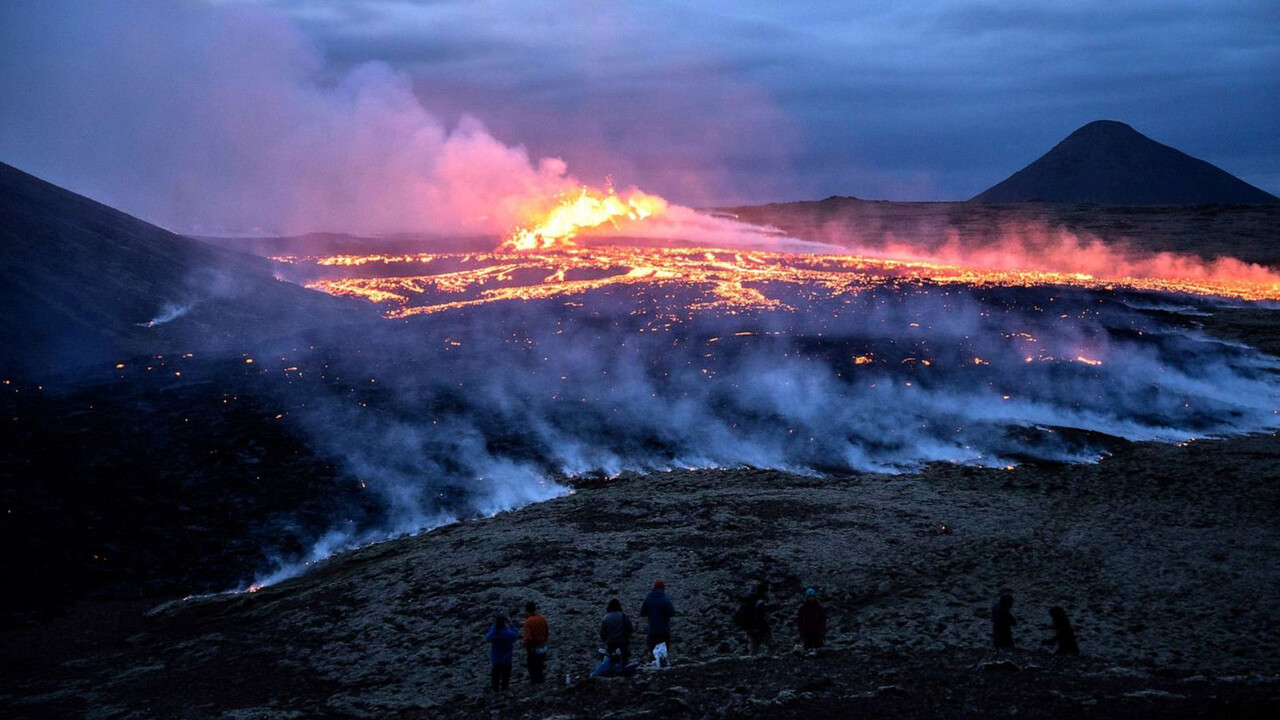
[2,0,1277,232]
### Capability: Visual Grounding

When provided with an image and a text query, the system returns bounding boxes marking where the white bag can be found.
[652,642,669,668]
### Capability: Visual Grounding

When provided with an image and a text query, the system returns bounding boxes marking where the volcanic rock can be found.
[972,120,1279,205]
[0,161,369,379]
[5,430,1280,718]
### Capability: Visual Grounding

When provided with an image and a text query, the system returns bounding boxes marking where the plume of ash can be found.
[247,281,1280,584]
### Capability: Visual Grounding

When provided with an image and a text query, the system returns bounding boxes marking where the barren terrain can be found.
[4,426,1279,718]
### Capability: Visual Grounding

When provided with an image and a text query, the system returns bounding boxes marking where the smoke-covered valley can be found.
[222,268,1278,585]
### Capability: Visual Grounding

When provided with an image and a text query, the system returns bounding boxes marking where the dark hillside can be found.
[972,121,1278,204]
[0,161,367,379]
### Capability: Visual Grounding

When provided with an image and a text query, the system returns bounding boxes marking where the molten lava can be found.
[285,244,1280,320]
[499,186,667,251]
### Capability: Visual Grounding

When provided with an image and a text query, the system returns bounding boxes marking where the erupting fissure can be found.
[277,187,1280,316]
[499,185,667,251]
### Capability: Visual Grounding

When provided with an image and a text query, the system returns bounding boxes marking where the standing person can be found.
[522,601,550,683]
[990,590,1017,649]
[796,588,827,651]
[485,614,521,692]
[734,583,773,656]
[1042,606,1079,655]
[600,598,634,666]
[640,580,677,665]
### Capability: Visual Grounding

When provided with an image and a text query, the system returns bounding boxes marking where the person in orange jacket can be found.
[522,601,550,683]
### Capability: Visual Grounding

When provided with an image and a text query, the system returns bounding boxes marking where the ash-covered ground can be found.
[2,431,1278,719]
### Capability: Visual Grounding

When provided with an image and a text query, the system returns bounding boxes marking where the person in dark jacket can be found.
[600,598,634,665]
[745,583,773,655]
[522,601,550,683]
[991,590,1017,649]
[485,614,521,691]
[796,588,827,650]
[1042,606,1079,655]
[640,580,677,662]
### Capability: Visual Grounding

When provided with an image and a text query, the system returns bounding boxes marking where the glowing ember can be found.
[499,186,667,251]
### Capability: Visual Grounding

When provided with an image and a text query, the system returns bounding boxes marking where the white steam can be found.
[239,280,1280,588]
[137,302,193,328]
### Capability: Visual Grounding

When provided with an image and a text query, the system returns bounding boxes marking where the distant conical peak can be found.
[1072,120,1137,134]
[972,119,1278,205]
[1057,120,1148,145]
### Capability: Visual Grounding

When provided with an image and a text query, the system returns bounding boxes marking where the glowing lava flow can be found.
[499,186,667,251]
[280,191,1280,317]
[286,245,1280,319]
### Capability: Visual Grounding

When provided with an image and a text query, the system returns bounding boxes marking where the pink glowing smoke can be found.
[852,225,1280,286]
[0,1,583,236]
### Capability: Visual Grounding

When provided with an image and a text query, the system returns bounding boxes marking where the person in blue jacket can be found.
[640,580,677,664]
[485,614,521,691]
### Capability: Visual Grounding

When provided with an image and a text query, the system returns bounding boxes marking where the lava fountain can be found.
[498,184,668,251]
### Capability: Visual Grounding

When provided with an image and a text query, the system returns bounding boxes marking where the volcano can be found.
[972,120,1279,205]
[0,161,368,378]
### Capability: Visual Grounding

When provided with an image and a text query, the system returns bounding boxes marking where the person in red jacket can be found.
[522,601,550,683]
[796,588,827,650]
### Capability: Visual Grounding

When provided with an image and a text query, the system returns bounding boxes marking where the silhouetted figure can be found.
[485,614,521,691]
[522,601,550,683]
[991,590,1017,649]
[600,598,634,666]
[640,580,677,664]
[735,583,773,655]
[796,588,827,650]
[1042,606,1079,655]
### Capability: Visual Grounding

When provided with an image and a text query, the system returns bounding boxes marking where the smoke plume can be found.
[0,1,590,236]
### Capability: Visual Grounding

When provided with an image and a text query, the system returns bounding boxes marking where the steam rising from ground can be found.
[137,302,192,328]
[250,278,1280,584]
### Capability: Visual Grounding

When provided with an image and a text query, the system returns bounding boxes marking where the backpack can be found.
[733,597,756,629]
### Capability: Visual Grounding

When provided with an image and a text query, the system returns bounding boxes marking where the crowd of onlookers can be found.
[484,581,1077,691]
